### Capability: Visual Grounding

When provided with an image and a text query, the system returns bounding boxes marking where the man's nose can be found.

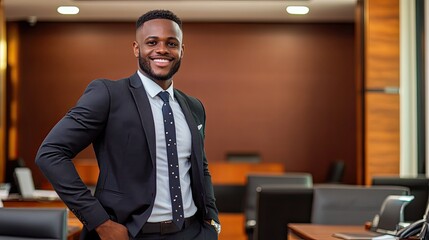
[155,43,169,54]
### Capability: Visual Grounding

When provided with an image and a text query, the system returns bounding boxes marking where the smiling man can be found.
[36,10,220,240]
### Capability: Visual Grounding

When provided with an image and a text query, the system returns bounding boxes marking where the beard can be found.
[138,50,181,81]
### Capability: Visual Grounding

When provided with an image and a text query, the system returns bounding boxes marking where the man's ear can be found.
[133,41,139,58]
[180,43,185,59]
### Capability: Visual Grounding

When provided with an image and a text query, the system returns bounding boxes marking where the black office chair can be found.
[213,184,246,213]
[0,207,68,240]
[244,173,313,240]
[373,195,414,234]
[5,157,26,194]
[372,175,429,222]
[254,185,313,240]
[325,160,345,183]
[311,185,410,225]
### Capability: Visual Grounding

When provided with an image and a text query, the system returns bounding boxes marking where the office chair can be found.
[325,160,345,183]
[254,185,313,240]
[5,157,26,194]
[0,207,68,240]
[213,184,246,213]
[244,173,313,240]
[372,175,429,222]
[372,195,414,234]
[311,185,410,225]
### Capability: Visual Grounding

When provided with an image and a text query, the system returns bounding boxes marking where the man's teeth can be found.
[154,59,169,62]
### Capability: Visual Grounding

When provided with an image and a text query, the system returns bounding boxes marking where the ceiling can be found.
[3,0,357,23]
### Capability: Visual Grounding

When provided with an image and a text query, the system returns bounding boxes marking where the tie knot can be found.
[158,91,170,103]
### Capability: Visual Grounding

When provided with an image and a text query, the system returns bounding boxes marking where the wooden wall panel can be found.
[0,0,5,182]
[365,0,400,88]
[365,93,400,184]
[10,22,356,186]
[355,0,364,184]
[363,0,400,184]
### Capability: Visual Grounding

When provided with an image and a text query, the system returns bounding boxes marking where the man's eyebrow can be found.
[145,36,179,41]
[145,35,159,39]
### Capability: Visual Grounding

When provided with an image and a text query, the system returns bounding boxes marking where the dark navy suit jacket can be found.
[35,73,219,239]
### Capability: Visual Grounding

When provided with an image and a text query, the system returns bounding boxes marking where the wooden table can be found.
[288,224,370,240]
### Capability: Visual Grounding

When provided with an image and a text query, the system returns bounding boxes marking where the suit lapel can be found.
[174,90,203,166]
[129,73,156,165]
[127,74,202,167]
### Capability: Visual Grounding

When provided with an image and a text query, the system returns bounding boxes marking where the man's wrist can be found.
[95,219,112,233]
[209,219,221,234]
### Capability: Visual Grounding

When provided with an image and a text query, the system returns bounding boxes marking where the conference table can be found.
[288,224,379,240]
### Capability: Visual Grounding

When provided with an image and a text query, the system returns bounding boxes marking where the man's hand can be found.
[205,219,221,234]
[95,219,129,240]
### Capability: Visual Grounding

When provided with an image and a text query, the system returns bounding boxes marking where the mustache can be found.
[138,52,181,81]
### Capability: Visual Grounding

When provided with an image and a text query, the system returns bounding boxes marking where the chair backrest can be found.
[254,185,313,240]
[311,185,410,225]
[374,195,414,233]
[213,184,246,213]
[14,167,36,198]
[0,208,67,240]
[325,160,345,183]
[244,173,313,224]
[372,176,429,222]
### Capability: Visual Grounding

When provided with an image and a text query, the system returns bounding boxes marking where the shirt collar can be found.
[137,70,175,101]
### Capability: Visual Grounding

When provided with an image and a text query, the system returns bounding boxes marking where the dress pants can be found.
[131,220,218,240]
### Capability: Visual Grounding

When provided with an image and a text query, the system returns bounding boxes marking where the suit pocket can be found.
[99,189,125,206]
[203,222,218,240]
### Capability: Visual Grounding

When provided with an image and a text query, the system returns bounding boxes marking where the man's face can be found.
[133,19,184,81]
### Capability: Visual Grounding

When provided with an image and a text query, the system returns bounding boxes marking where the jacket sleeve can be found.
[203,151,220,224]
[186,95,220,223]
[35,79,111,231]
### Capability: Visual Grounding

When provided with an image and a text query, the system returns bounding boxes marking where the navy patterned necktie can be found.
[158,91,184,229]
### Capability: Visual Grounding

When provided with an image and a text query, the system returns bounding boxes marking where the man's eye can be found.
[147,41,157,46]
[168,42,178,47]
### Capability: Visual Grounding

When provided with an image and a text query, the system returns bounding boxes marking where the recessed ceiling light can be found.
[286,6,310,15]
[57,6,80,15]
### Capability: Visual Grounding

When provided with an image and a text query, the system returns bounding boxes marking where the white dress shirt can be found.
[137,71,198,222]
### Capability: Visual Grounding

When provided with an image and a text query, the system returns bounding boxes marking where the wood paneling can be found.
[10,22,356,186]
[355,0,364,184]
[363,0,400,184]
[365,93,400,184]
[0,0,6,182]
[365,0,400,88]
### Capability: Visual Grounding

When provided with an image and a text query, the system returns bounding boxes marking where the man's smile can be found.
[151,57,173,67]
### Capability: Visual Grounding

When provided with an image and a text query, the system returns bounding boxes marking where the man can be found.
[35,9,220,240]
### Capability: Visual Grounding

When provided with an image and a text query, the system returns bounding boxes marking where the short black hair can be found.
[136,10,182,30]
